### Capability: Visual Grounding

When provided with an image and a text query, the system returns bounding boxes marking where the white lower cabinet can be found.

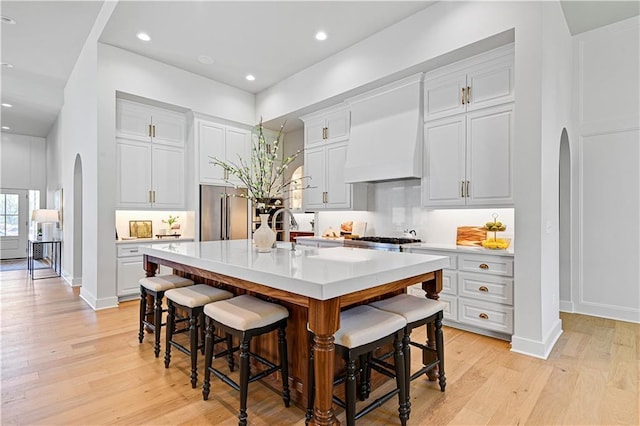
[294,237,345,248]
[116,242,184,299]
[405,247,514,341]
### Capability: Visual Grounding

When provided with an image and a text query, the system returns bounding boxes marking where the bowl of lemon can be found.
[481,213,511,249]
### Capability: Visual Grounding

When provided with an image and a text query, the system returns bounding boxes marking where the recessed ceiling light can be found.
[1,16,16,24]
[197,55,214,65]
[136,32,151,42]
[1,126,10,130]
[245,74,255,81]
[1,62,14,68]
[315,31,327,41]
[1,103,13,108]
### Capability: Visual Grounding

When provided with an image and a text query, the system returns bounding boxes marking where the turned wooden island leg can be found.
[422,269,443,381]
[308,298,341,426]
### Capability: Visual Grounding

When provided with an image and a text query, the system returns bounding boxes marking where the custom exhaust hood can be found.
[344,73,424,183]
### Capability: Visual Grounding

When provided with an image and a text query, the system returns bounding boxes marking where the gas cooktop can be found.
[348,236,422,245]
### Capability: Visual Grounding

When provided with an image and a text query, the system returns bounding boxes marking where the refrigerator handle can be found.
[226,196,231,239]
[220,197,226,240]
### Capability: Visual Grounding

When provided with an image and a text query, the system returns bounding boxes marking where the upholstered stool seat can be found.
[165,284,234,388]
[138,275,194,357]
[306,305,409,426]
[370,294,447,415]
[202,294,290,426]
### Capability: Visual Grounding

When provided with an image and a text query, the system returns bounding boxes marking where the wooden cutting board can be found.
[456,226,487,246]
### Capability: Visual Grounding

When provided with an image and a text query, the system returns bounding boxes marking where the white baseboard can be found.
[79,288,118,311]
[559,300,574,313]
[62,272,82,287]
[574,302,640,323]
[511,318,563,359]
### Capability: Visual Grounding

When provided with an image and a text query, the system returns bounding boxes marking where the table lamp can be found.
[32,209,59,241]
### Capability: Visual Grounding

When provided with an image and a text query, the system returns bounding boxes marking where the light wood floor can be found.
[1,269,638,425]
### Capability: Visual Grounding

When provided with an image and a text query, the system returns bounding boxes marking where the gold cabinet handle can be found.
[148,190,152,203]
[466,86,471,104]
[461,181,465,198]
[461,87,466,105]
[479,286,489,292]
[148,124,152,137]
[479,313,489,320]
[152,125,156,138]
[466,181,470,198]
[479,263,489,269]
[152,190,156,203]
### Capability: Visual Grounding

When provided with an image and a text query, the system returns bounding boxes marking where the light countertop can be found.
[401,242,514,256]
[116,237,194,245]
[140,240,448,300]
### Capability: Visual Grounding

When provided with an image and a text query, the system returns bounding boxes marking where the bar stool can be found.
[202,294,290,426]
[306,305,409,426]
[164,284,234,388]
[369,294,446,414]
[138,274,194,357]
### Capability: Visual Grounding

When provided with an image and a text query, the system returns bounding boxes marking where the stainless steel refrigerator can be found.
[200,185,249,241]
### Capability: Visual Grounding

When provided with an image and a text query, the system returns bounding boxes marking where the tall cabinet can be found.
[116,99,186,209]
[422,44,515,208]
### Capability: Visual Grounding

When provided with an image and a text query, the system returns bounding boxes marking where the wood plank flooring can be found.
[1,269,638,425]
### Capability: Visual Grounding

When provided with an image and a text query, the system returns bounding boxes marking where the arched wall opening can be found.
[558,128,572,311]
[73,154,83,284]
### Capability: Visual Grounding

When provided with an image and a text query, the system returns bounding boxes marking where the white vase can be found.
[254,213,277,252]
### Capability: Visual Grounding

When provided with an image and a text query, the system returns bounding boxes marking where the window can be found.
[0,194,20,236]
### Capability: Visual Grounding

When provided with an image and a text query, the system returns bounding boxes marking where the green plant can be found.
[162,215,180,229]
[209,119,308,208]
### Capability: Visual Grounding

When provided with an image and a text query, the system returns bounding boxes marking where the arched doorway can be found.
[73,154,83,285]
[558,129,572,311]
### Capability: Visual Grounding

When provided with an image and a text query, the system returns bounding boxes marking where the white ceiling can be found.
[1,1,638,138]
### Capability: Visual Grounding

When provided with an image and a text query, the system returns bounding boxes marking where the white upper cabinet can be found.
[301,104,366,211]
[424,44,514,122]
[302,105,350,148]
[115,99,186,209]
[116,99,186,147]
[423,104,514,207]
[197,119,250,186]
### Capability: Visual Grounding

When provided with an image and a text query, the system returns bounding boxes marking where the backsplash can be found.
[115,210,195,239]
[316,180,515,245]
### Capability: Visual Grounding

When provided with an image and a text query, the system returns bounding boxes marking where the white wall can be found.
[259,1,558,358]
[572,16,640,323]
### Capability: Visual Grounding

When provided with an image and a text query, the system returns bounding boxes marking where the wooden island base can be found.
[143,251,443,426]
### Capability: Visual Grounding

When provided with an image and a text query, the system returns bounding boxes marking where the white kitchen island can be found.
[140,240,447,426]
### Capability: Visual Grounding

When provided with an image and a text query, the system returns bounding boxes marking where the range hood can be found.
[344,73,423,183]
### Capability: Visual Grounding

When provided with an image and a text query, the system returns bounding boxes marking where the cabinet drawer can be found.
[117,244,151,258]
[406,250,457,270]
[459,272,513,305]
[458,297,513,334]
[441,270,458,295]
[458,254,513,277]
[438,293,458,321]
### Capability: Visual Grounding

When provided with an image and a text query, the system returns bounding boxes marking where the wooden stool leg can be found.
[202,319,214,401]
[164,302,175,368]
[358,353,368,401]
[226,333,235,372]
[394,333,409,426]
[435,313,446,392]
[278,325,290,407]
[190,310,199,388]
[138,287,146,343]
[154,292,163,358]
[402,328,412,414]
[238,338,250,426]
[305,338,315,424]
[345,358,357,426]
[199,312,206,355]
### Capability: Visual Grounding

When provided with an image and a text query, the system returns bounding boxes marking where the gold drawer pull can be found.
[479,313,489,320]
[479,263,489,269]
[479,286,489,292]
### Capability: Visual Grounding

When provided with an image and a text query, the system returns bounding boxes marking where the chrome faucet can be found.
[272,208,299,249]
